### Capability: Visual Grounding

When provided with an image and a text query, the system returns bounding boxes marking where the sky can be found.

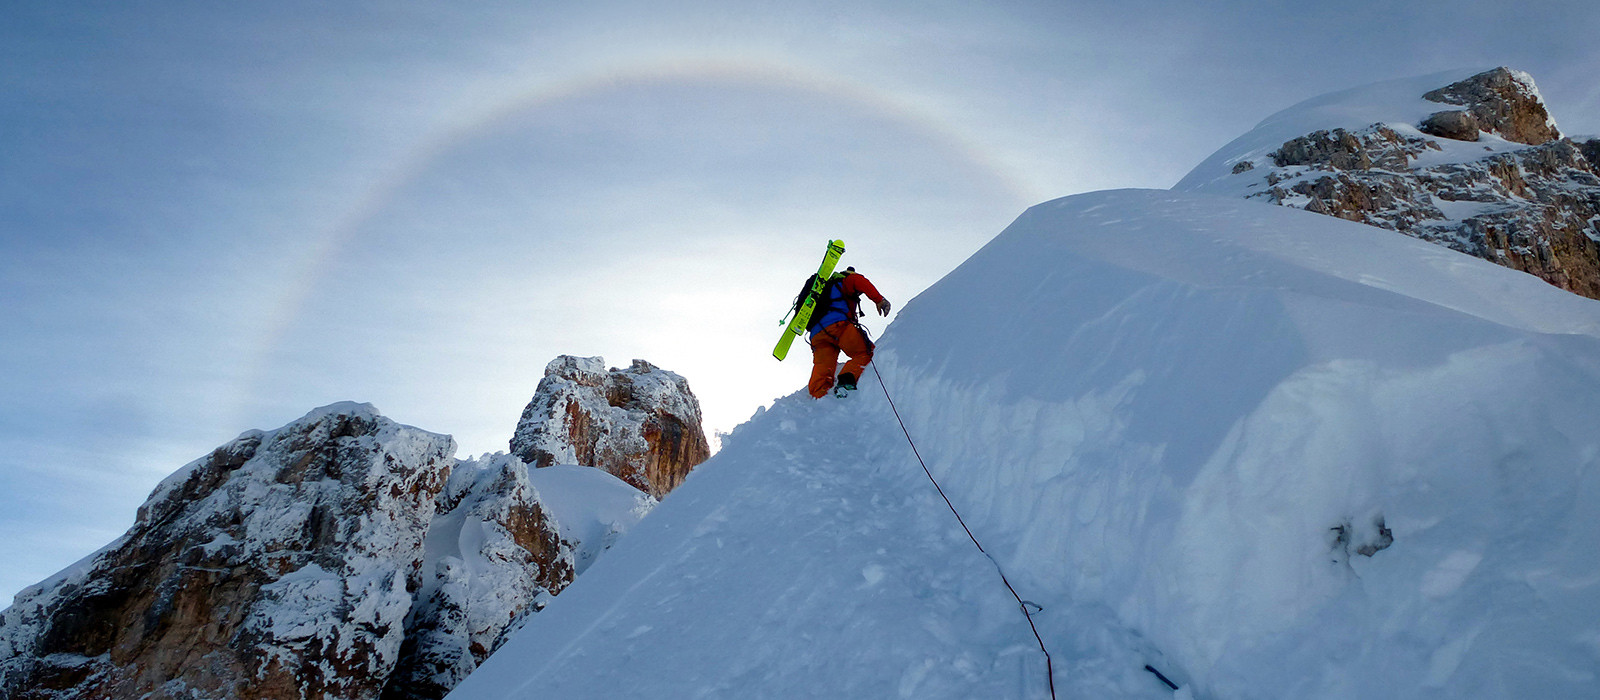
[3,0,1598,602]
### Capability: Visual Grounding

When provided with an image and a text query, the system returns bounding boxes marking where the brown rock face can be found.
[1422,67,1560,145]
[510,356,711,498]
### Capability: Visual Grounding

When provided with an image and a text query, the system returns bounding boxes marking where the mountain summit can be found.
[1177,67,1600,299]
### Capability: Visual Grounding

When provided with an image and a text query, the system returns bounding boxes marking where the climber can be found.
[808,266,891,399]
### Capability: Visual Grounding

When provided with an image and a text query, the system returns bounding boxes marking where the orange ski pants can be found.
[809,320,873,398]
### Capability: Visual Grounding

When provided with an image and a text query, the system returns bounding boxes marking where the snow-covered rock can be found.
[510,356,711,498]
[524,465,659,577]
[448,190,1600,699]
[385,456,653,700]
[1,401,655,700]
[1177,67,1600,299]
[0,403,455,700]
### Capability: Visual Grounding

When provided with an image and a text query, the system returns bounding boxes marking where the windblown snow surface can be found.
[450,189,1600,700]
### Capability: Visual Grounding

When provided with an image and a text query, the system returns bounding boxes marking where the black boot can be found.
[837,372,857,391]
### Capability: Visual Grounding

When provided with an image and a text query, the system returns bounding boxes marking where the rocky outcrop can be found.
[1421,67,1560,145]
[1271,125,1436,172]
[0,401,656,700]
[1196,67,1600,300]
[1581,139,1600,171]
[377,454,566,700]
[1418,110,1482,142]
[0,403,456,700]
[511,356,711,498]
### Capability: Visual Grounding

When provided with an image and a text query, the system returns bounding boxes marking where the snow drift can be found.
[450,189,1600,699]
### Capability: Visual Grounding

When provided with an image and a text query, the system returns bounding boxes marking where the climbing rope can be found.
[869,364,1058,700]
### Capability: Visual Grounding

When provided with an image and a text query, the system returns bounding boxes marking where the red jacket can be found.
[812,273,885,334]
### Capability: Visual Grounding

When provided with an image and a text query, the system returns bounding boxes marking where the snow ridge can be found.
[450,189,1600,700]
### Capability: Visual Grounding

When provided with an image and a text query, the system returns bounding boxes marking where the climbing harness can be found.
[869,363,1058,700]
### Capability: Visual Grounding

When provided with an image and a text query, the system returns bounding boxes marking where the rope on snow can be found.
[869,364,1058,700]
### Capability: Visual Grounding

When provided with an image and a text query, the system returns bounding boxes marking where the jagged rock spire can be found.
[510,356,712,498]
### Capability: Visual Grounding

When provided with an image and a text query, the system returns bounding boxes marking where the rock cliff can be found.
[510,356,712,498]
[1179,67,1600,299]
[0,400,655,700]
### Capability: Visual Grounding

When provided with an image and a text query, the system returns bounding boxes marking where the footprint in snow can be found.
[897,658,935,698]
[861,564,886,588]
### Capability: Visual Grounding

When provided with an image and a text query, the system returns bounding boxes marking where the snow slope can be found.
[449,189,1600,699]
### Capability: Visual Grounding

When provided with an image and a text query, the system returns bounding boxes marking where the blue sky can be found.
[4,0,1598,601]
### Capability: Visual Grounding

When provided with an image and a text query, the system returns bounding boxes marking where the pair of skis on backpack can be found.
[774,239,859,398]
[773,239,846,361]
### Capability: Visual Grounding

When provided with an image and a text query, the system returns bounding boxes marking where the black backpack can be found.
[789,274,843,332]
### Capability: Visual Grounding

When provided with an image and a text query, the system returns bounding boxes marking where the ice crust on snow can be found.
[450,189,1600,700]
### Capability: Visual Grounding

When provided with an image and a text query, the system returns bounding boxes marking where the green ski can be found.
[773,239,846,361]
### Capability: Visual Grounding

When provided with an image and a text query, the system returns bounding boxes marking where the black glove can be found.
[876,299,892,316]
